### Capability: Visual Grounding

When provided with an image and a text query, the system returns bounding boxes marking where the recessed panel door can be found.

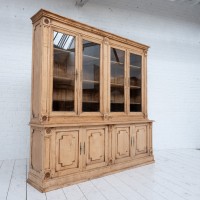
[135,125,148,156]
[112,125,133,163]
[84,127,108,170]
[55,129,82,175]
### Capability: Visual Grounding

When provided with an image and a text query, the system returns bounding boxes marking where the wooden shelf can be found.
[83,80,99,84]
[130,65,141,69]
[130,102,141,104]
[111,102,124,104]
[111,60,124,66]
[111,83,124,87]
[53,100,74,102]
[54,76,74,82]
[54,47,75,54]
[130,85,141,89]
[83,101,99,103]
[83,54,100,60]
[111,102,140,104]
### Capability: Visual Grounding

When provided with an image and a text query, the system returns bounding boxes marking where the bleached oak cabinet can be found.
[28,9,154,192]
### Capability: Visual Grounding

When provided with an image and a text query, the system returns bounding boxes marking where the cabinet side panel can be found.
[31,129,43,172]
[32,23,42,118]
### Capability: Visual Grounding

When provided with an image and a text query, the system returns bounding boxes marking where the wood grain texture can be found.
[28,9,154,192]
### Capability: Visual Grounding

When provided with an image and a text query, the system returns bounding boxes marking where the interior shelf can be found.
[83,80,99,84]
[111,60,124,65]
[54,47,75,54]
[83,54,100,60]
[111,83,124,87]
[82,101,99,103]
[130,65,141,69]
[54,76,74,81]
[130,85,141,89]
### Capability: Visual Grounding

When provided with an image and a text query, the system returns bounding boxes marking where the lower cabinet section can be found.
[28,122,154,192]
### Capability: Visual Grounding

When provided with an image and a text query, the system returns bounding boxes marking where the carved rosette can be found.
[45,128,51,134]
[104,37,109,45]
[42,17,51,27]
[43,170,51,180]
[102,113,112,120]
[144,49,148,57]
[40,115,48,122]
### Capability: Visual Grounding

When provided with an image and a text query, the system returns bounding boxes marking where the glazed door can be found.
[80,36,103,114]
[128,52,143,112]
[52,30,78,114]
[134,124,148,156]
[55,128,82,175]
[110,46,126,113]
[83,127,108,170]
[112,125,134,163]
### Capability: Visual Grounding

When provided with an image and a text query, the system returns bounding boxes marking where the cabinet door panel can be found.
[113,126,132,163]
[84,127,108,170]
[135,125,148,155]
[56,129,81,174]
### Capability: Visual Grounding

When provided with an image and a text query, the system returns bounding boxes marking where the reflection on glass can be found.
[52,31,75,111]
[130,53,142,112]
[82,40,100,112]
[110,48,125,112]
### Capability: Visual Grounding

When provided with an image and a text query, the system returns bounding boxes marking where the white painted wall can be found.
[0,0,200,159]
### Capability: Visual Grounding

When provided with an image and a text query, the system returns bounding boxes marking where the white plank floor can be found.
[0,149,200,200]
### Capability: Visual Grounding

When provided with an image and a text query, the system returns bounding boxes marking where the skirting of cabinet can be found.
[27,155,154,192]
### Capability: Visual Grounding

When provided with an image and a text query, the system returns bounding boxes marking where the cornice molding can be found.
[31,9,149,50]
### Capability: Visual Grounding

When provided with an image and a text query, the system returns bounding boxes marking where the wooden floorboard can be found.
[7,159,27,200]
[63,185,87,200]
[1,149,200,200]
[0,160,15,200]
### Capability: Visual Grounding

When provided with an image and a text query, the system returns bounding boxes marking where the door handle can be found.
[80,143,82,155]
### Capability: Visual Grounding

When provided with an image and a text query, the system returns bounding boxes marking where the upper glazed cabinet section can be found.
[31,10,149,118]
[52,30,144,115]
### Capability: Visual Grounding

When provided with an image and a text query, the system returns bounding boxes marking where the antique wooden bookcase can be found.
[28,9,154,192]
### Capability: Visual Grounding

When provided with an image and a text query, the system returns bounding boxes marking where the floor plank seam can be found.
[135,168,189,200]
[102,177,129,200]
[6,160,15,200]
[77,184,88,200]
[113,173,152,200]
[90,180,109,200]
[26,158,28,200]
[0,160,4,169]
[61,188,68,200]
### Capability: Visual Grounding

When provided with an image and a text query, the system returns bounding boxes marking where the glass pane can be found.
[82,40,100,112]
[110,48,125,112]
[52,31,75,111]
[130,53,142,112]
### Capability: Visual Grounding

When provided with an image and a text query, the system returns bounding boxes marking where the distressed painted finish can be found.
[28,9,154,192]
